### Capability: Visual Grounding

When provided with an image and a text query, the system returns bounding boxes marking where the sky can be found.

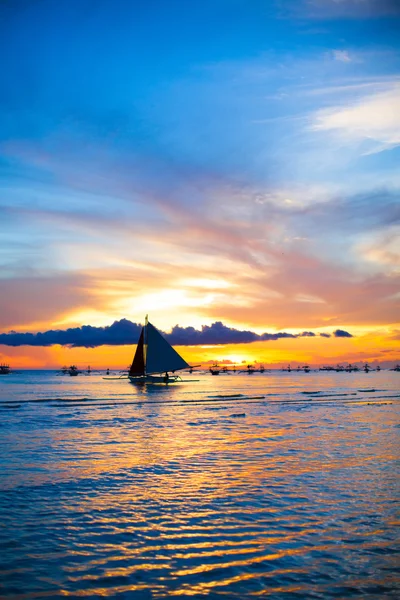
[0,0,399,368]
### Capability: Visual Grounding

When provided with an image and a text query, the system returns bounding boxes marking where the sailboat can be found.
[209,362,220,375]
[128,316,190,384]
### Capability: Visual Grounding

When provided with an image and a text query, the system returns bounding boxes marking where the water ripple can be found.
[0,371,399,598]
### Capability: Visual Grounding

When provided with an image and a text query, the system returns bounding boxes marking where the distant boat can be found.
[238,364,256,374]
[210,362,220,375]
[129,316,190,384]
[294,365,310,372]
[68,365,80,376]
[0,364,11,375]
[219,365,235,374]
[345,363,359,372]
[391,364,400,372]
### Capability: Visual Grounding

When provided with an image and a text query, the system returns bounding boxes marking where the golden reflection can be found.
[168,570,304,597]
[59,583,165,597]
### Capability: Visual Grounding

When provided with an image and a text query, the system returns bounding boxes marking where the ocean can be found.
[0,370,399,599]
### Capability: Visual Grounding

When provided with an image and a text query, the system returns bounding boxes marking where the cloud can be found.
[0,319,350,347]
[3,179,398,333]
[333,329,353,337]
[311,84,400,154]
[332,50,352,63]
[1,83,399,335]
[386,329,400,341]
[0,273,97,330]
[0,319,142,348]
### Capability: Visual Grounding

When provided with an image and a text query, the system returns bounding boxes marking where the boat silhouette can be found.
[129,316,190,384]
[210,362,220,375]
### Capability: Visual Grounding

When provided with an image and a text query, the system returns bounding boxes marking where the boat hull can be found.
[128,374,180,384]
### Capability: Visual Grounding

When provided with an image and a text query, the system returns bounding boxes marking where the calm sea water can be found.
[0,370,399,599]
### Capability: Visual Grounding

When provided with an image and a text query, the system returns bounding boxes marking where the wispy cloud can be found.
[0,273,98,330]
[311,83,400,154]
[332,49,352,62]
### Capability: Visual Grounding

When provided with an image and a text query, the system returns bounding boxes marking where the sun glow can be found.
[125,289,214,312]
[223,353,250,365]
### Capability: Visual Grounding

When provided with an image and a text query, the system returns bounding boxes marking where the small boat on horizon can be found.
[0,364,11,375]
[345,363,359,372]
[128,316,191,384]
[68,365,80,376]
[210,362,220,375]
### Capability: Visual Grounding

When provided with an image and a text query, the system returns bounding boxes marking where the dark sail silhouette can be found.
[128,317,189,383]
[128,329,145,376]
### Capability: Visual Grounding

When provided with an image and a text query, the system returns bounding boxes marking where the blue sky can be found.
[0,0,399,363]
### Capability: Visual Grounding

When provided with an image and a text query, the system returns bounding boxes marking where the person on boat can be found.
[164,371,170,383]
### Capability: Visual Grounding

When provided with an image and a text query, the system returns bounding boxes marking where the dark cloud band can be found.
[0,320,352,347]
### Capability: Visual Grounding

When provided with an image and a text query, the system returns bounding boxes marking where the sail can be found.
[129,328,145,376]
[145,321,190,374]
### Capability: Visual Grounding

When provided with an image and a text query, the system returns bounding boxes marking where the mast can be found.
[144,314,148,376]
